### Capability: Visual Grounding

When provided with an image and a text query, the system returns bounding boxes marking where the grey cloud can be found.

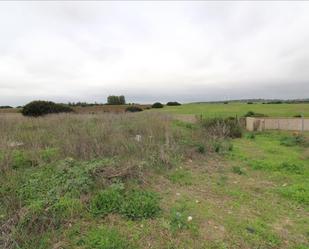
[0,2,309,106]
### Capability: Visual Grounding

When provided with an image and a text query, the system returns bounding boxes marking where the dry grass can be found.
[0,112,186,172]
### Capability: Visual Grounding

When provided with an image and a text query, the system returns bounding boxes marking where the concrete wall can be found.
[246,117,309,131]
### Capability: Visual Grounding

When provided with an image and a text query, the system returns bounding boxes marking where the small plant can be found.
[84,226,135,249]
[120,189,161,220]
[277,162,304,174]
[280,135,307,147]
[169,209,191,232]
[125,106,143,112]
[280,184,309,205]
[196,144,205,154]
[90,184,124,216]
[168,169,193,186]
[151,102,164,108]
[40,147,59,163]
[166,101,181,106]
[244,111,267,117]
[246,132,256,139]
[11,150,33,169]
[232,166,245,175]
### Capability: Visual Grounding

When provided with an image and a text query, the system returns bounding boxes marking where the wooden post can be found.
[301,114,304,132]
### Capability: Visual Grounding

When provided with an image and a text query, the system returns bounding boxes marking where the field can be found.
[159,103,309,118]
[0,108,308,249]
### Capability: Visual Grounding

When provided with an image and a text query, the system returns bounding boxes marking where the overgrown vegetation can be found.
[166,101,181,106]
[200,117,242,138]
[21,100,73,117]
[125,106,143,112]
[152,102,164,108]
[0,111,308,249]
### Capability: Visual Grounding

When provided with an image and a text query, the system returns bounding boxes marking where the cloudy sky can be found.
[0,1,309,105]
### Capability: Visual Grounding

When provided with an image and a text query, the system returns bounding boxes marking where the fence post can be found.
[301,114,304,132]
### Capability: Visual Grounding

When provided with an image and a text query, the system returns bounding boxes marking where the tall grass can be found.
[0,113,187,172]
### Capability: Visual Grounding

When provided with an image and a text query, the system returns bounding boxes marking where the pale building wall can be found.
[246,117,309,131]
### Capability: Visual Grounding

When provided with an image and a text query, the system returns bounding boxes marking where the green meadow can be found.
[160,103,309,118]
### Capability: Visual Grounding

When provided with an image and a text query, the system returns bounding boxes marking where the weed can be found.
[232,166,245,175]
[11,150,33,169]
[246,132,255,139]
[280,184,309,205]
[120,189,161,220]
[83,226,136,249]
[196,144,205,154]
[168,169,193,186]
[90,184,124,216]
[280,135,308,147]
[40,147,59,163]
[278,162,304,174]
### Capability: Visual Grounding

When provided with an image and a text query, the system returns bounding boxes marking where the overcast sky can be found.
[1,1,309,105]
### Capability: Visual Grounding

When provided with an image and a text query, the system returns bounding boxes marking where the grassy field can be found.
[0,112,308,249]
[159,103,309,118]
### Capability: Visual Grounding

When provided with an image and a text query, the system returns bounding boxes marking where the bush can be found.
[247,102,253,104]
[22,100,73,117]
[90,185,124,216]
[120,190,161,220]
[280,135,308,147]
[166,102,181,106]
[84,226,135,249]
[201,117,242,138]
[151,102,164,108]
[244,111,267,117]
[125,106,143,112]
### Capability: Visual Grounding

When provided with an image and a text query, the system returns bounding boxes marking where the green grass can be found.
[158,103,309,118]
[1,113,309,249]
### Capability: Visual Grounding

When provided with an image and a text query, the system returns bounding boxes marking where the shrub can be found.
[247,102,253,104]
[120,190,160,220]
[244,111,267,117]
[293,114,302,118]
[151,102,164,108]
[280,135,307,147]
[201,117,242,138]
[166,102,181,106]
[125,106,143,112]
[90,185,124,216]
[84,226,135,249]
[22,100,73,117]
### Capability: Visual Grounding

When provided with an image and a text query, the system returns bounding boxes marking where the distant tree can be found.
[0,106,13,109]
[107,95,126,105]
[166,101,181,106]
[152,102,164,108]
[119,95,126,105]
